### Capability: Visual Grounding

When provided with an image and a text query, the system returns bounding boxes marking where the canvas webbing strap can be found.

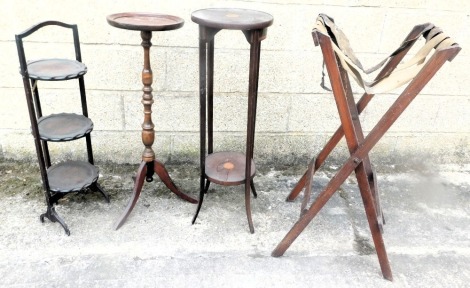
[315,14,456,94]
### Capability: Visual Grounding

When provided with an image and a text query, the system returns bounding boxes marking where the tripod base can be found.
[114,160,198,230]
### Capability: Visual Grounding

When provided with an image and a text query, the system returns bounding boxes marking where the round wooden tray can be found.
[107,12,184,31]
[47,161,98,193]
[27,59,87,81]
[38,113,93,142]
[205,151,255,186]
[191,8,273,30]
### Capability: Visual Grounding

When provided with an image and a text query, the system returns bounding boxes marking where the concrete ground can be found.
[0,160,469,287]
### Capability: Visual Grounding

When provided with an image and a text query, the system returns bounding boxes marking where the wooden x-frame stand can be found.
[272,17,460,281]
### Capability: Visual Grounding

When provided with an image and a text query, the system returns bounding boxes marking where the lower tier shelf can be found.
[205,151,255,186]
[47,160,99,193]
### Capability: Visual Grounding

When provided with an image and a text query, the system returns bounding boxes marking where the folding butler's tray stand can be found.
[15,21,109,235]
[107,13,198,230]
[271,14,460,280]
[190,8,273,233]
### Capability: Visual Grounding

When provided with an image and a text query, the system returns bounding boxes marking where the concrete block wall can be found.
[1,0,469,167]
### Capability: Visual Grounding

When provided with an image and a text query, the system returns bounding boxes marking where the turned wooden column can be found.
[140,30,155,163]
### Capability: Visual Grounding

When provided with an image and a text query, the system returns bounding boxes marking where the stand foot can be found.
[192,179,211,224]
[40,205,70,236]
[250,179,257,198]
[245,190,255,234]
[114,161,147,230]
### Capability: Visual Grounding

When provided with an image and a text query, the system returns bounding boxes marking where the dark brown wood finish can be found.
[191,8,273,233]
[15,21,109,235]
[191,8,273,30]
[107,13,197,230]
[272,19,460,281]
[107,13,184,31]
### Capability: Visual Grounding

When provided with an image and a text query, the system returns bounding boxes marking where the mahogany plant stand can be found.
[107,13,198,230]
[190,8,273,233]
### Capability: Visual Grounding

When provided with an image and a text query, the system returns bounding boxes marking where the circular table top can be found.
[107,12,184,31]
[191,8,273,30]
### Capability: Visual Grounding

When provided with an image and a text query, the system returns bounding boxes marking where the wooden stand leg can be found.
[355,164,393,280]
[114,161,147,230]
[192,179,209,224]
[193,32,208,225]
[154,160,198,203]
